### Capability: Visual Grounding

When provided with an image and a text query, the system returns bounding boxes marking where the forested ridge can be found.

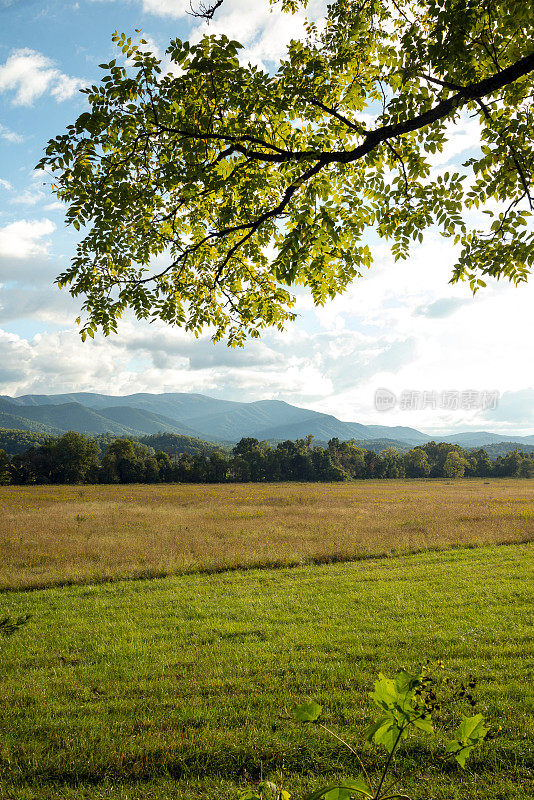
[0,428,222,457]
[1,431,533,485]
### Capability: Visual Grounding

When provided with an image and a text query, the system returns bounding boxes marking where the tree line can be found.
[0,428,219,458]
[1,432,533,486]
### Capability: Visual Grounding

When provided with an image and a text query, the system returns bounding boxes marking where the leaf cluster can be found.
[242,664,492,800]
[37,1,534,342]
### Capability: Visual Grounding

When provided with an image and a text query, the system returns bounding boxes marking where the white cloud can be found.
[0,1,531,434]
[141,0,189,17]
[12,188,45,206]
[297,235,534,433]
[51,73,85,101]
[0,179,13,191]
[0,329,118,392]
[0,219,56,259]
[0,48,84,106]
[130,0,326,69]
[0,278,532,434]
[0,123,23,143]
[483,389,534,427]
[187,0,327,68]
[427,115,482,168]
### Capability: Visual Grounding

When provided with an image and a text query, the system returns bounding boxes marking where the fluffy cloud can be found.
[415,297,470,319]
[8,171,50,207]
[0,218,55,259]
[0,123,23,143]
[0,284,76,326]
[0,329,122,394]
[141,0,189,17]
[127,0,326,69]
[285,233,534,432]
[0,285,532,434]
[12,188,45,206]
[0,1,532,434]
[0,48,84,106]
[0,322,288,397]
[187,0,326,68]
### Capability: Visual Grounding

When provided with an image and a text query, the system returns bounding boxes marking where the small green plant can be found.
[240,781,291,800]
[240,664,490,800]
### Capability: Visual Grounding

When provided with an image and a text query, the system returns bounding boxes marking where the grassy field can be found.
[0,479,533,590]
[0,542,532,800]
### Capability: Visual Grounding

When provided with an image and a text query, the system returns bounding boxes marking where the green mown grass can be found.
[0,543,533,799]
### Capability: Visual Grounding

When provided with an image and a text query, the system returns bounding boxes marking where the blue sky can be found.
[0,0,533,435]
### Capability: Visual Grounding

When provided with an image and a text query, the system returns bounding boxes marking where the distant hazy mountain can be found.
[0,397,200,438]
[97,406,204,437]
[436,430,534,446]
[363,424,430,444]
[1,392,532,448]
[253,414,371,443]
[12,392,243,421]
[0,398,135,436]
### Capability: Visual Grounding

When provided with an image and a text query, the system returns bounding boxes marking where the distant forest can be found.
[1,429,533,485]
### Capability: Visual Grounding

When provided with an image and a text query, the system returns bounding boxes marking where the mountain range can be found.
[1,392,533,449]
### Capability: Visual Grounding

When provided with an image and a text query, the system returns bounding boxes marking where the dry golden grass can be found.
[0,478,533,591]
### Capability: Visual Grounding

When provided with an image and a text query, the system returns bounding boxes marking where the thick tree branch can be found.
[152,51,534,168]
[340,50,534,165]
[42,3,534,343]
[131,50,534,292]
[421,70,533,209]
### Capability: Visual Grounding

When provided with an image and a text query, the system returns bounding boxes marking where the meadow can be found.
[0,479,533,591]
[0,481,532,800]
[0,544,533,800]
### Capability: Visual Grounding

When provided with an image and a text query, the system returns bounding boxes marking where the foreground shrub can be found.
[241,664,492,800]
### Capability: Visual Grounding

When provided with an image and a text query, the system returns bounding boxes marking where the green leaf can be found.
[412,715,433,734]
[295,701,322,723]
[303,777,372,800]
[456,714,487,742]
[340,777,372,797]
[369,673,397,711]
[445,714,488,768]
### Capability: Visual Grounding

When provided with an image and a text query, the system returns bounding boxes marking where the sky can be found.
[0,0,533,436]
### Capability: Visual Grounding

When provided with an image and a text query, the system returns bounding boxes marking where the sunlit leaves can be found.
[37,0,534,342]
[295,700,322,722]
[365,669,433,753]
[445,713,489,768]
[289,664,489,800]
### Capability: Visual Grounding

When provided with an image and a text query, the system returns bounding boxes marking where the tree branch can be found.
[131,50,534,291]
[306,98,362,132]
[475,96,533,210]
[153,51,534,168]
[188,0,224,20]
